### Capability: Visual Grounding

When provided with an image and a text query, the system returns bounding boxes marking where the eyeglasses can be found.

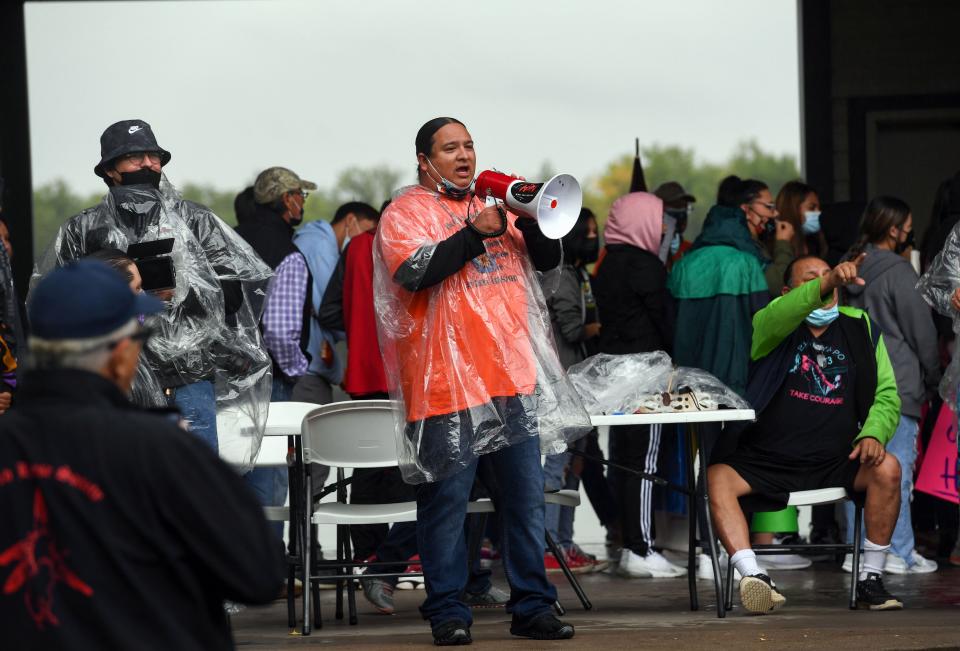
[118,151,163,165]
[751,200,777,213]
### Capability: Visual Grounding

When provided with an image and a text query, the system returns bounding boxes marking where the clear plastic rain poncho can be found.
[33,177,273,471]
[567,352,751,415]
[918,222,960,408]
[373,185,592,484]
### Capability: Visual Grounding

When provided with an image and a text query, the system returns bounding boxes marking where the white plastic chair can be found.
[716,487,863,613]
[259,402,325,522]
[299,400,413,635]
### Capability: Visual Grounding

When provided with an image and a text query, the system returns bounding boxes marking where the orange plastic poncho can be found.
[374,185,590,483]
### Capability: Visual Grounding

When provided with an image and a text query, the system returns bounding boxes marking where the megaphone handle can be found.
[465,199,508,239]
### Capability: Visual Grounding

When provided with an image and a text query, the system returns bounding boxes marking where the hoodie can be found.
[844,244,941,418]
[292,221,344,384]
[667,205,770,395]
[594,192,672,355]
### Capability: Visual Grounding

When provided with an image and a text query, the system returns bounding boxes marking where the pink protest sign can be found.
[915,404,959,504]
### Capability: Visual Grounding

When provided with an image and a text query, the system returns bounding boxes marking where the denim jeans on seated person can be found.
[844,414,918,562]
[414,398,557,630]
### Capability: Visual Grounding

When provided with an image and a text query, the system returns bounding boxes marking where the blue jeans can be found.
[845,415,918,561]
[171,379,218,452]
[543,451,576,549]
[416,435,556,629]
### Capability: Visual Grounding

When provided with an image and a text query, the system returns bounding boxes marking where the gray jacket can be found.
[543,265,589,371]
[845,244,941,417]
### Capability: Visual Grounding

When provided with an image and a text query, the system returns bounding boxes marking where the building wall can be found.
[802,0,960,238]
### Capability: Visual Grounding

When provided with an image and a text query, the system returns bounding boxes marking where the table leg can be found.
[302,458,312,635]
[695,425,726,618]
[286,435,297,629]
[686,424,699,611]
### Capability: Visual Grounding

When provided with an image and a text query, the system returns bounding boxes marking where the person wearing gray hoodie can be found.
[843,196,941,574]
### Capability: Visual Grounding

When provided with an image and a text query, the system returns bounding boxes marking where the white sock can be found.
[859,538,889,581]
[731,549,762,577]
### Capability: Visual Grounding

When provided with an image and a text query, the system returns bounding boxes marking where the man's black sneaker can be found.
[510,612,575,640]
[433,618,472,646]
[856,572,903,610]
[739,573,787,614]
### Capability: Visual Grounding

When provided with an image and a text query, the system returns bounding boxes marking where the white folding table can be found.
[589,409,755,617]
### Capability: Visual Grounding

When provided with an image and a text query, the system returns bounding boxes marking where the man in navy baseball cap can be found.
[1,260,285,647]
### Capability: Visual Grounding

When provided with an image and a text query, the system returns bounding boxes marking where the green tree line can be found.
[583,139,800,239]
[30,142,798,256]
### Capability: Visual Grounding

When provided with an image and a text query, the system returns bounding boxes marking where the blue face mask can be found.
[426,157,472,199]
[802,211,822,234]
[669,233,681,255]
[806,303,839,327]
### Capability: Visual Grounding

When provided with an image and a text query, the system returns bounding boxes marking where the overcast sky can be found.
[25,0,800,196]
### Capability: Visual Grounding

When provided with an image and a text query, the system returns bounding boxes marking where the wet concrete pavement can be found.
[232,561,960,650]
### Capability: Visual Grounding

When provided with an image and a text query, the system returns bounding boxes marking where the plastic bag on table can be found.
[567,352,750,415]
[373,185,591,484]
[670,366,751,411]
[918,221,960,407]
[32,176,273,472]
[567,351,673,415]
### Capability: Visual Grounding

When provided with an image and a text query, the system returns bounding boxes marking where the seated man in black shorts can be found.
[708,254,903,613]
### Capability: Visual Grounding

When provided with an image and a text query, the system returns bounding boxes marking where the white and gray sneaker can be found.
[359,576,395,614]
[884,549,938,574]
[618,548,688,578]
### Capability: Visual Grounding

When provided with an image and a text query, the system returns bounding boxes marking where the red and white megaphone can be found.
[474,170,582,239]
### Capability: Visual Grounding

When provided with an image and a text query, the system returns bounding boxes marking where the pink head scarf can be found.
[603,192,663,255]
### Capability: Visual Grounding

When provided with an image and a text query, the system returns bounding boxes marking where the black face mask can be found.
[577,237,600,264]
[118,167,161,189]
[895,228,915,254]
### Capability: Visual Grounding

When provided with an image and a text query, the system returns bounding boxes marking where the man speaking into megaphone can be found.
[372,117,589,644]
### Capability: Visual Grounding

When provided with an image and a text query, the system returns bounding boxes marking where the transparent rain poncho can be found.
[918,223,960,407]
[373,185,591,484]
[33,177,273,471]
[567,352,751,415]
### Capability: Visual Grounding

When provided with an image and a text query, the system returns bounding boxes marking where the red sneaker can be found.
[544,552,564,573]
[396,554,425,590]
[480,543,501,569]
[566,545,609,574]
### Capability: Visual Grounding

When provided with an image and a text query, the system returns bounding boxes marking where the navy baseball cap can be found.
[29,260,165,340]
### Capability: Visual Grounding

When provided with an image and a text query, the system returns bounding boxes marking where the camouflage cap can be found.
[253,167,318,204]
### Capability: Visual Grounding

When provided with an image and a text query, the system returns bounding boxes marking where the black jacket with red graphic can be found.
[0,369,283,651]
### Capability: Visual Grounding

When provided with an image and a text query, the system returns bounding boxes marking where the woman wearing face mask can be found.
[842,196,941,575]
[775,181,824,259]
[85,247,167,408]
[593,192,684,578]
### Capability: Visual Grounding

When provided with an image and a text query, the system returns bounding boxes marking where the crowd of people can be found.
[0,115,959,647]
